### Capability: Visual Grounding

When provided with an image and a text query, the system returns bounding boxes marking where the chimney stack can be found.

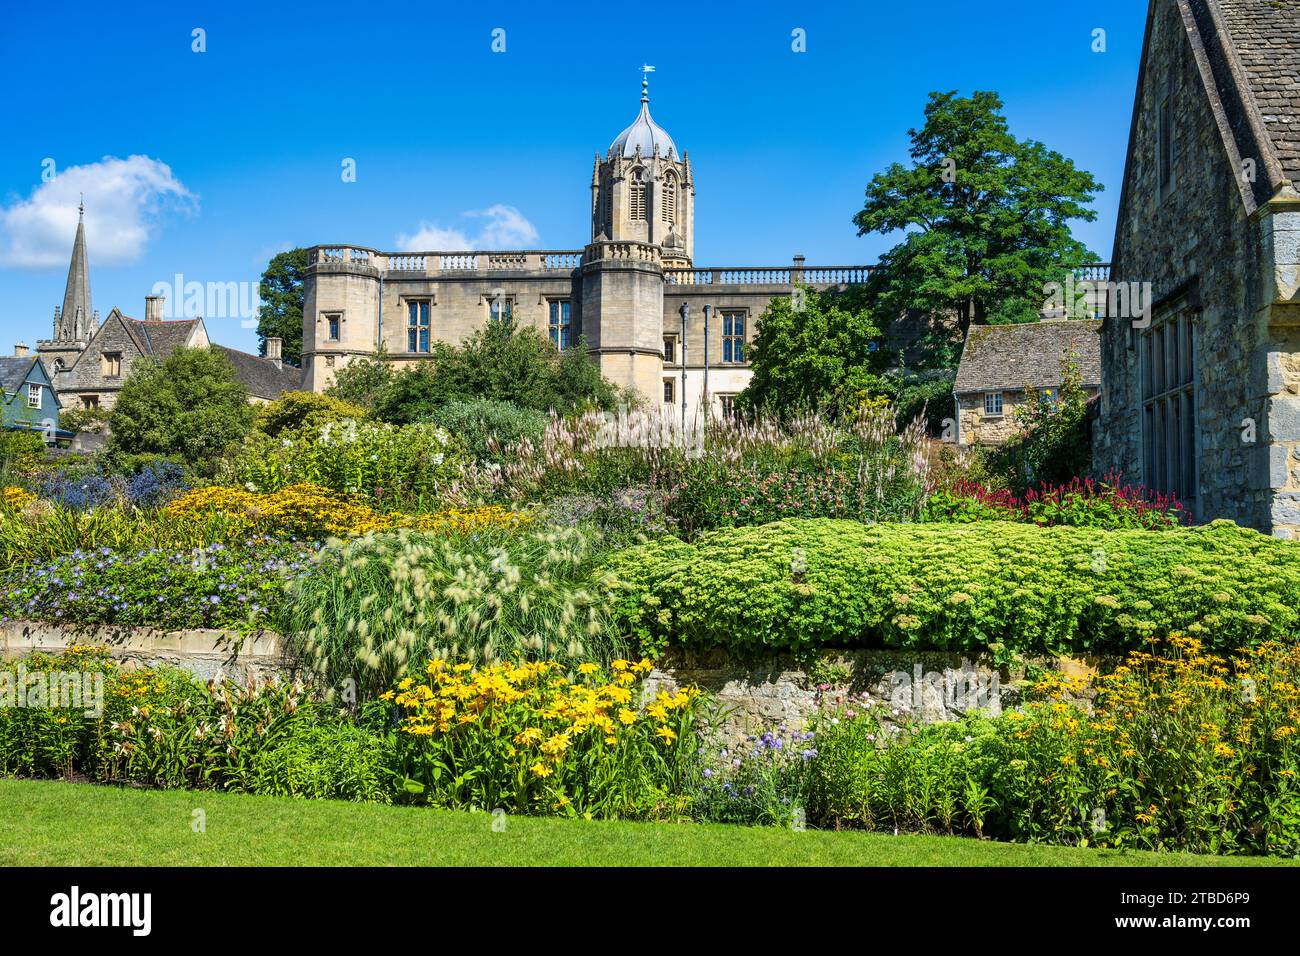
[14,342,29,357]
[266,336,282,368]
[145,295,165,322]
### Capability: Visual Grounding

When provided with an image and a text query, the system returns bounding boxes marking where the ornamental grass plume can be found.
[280,524,623,700]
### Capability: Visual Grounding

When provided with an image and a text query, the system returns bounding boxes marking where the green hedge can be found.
[605,518,1300,657]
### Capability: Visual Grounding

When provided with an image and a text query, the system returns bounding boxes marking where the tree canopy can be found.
[738,285,890,416]
[329,319,620,424]
[108,347,255,470]
[256,247,310,366]
[853,90,1101,364]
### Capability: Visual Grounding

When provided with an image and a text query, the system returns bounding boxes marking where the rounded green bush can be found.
[605,518,1300,657]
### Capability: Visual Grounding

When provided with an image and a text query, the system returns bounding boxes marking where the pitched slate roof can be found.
[1216,0,1300,186]
[214,346,302,401]
[0,356,38,394]
[955,320,1102,393]
[124,318,203,357]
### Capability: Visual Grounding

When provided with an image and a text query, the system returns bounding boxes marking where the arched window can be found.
[662,173,676,224]
[629,168,646,221]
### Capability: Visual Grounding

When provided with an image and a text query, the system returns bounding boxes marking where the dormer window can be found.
[27,383,42,408]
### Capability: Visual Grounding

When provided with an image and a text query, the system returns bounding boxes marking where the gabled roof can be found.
[124,317,203,357]
[1217,0,1300,188]
[0,356,39,394]
[955,320,1102,393]
[214,346,302,401]
[1119,0,1300,233]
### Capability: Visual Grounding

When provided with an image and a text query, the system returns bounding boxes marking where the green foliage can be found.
[326,351,393,409]
[739,285,890,417]
[0,649,391,802]
[108,347,255,473]
[424,398,548,463]
[889,370,955,435]
[0,430,46,477]
[372,320,618,424]
[605,518,1300,659]
[57,406,111,436]
[225,418,466,510]
[992,354,1093,489]
[0,539,308,631]
[280,525,623,701]
[255,247,310,366]
[254,391,368,440]
[853,90,1102,364]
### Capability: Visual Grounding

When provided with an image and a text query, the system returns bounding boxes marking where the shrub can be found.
[58,406,111,436]
[605,518,1300,658]
[921,475,1187,530]
[0,430,46,476]
[0,539,309,631]
[424,398,548,463]
[35,460,189,512]
[253,391,368,440]
[370,319,619,423]
[108,346,256,472]
[225,419,466,510]
[385,657,700,818]
[693,726,815,826]
[280,525,622,700]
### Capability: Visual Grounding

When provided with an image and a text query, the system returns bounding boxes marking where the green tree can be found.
[371,319,618,424]
[326,348,394,410]
[853,91,1101,364]
[256,248,310,366]
[108,347,255,471]
[738,285,890,417]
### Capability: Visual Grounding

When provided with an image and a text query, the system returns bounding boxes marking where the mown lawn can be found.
[1,779,1293,867]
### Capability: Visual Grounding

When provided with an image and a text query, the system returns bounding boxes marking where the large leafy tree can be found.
[739,285,890,416]
[109,347,255,470]
[360,319,619,424]
[256,247,310,366]
[854,91,1101,363]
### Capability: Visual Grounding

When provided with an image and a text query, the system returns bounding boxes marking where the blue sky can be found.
[0,0,1147,356]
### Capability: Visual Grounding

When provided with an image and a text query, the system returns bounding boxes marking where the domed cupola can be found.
[590,72,694,262]
[608,77,678,160]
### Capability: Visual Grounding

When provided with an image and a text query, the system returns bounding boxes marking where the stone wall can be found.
[1,622,1099,741]
[0,621,289,685]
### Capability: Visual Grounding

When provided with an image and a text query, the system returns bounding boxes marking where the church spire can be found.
[56,199,93,342]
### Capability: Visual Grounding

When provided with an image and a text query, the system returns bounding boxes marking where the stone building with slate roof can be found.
[1094,0,1300,533]
[0,352,61,436]
[34,213,302,411]
[954,319,1102,446]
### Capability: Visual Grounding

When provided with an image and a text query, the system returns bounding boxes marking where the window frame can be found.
[101,351,122,378]
[406,300,431,353]
[721,311,747,364]
[663,333,678,366]
[548,299,571,349]
[663,377,675,405]
[26,383,42,409]
[629,168,646,221]
[983,392,1004,417]
[1140,309,1198,507]
[488,296,515,324]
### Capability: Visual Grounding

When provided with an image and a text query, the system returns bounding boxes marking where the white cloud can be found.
[0,155,196,269]
[396,204,539,251]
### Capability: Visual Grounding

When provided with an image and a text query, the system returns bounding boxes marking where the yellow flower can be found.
[618,708,637,726]
[529,763,552,778]
[655,726,677,744]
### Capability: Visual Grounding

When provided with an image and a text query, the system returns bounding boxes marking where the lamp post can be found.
[677,302,688,432]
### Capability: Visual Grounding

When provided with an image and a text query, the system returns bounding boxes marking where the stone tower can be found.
[38,201,99,379]
[590,75,694,260]
[580,75,692,399]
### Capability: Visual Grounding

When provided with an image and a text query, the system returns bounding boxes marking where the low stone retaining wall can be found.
[0,621,288,685]
[2,622,1096,737]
